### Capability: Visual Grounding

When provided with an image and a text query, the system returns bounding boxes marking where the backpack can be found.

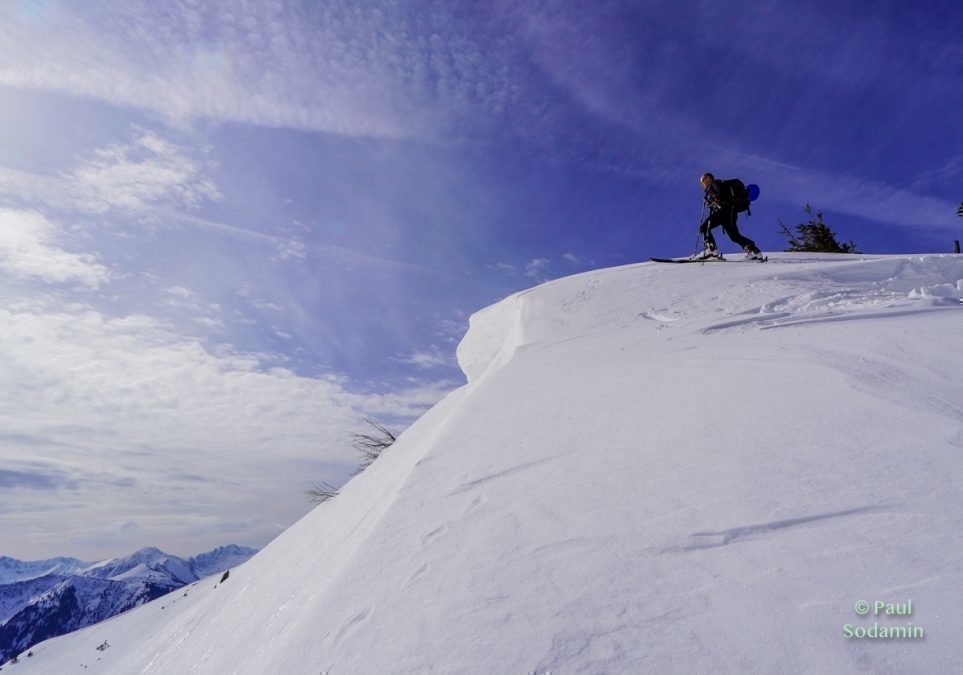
[720,178,751,215]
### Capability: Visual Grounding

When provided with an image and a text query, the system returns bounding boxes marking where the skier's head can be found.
[700,173,714,188]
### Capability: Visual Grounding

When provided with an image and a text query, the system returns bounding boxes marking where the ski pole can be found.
[694,203,706,255]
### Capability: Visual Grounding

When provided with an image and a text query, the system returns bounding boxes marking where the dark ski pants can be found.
[700,208,760,253]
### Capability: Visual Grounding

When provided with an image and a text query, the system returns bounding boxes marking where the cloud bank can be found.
[0,296,458,558]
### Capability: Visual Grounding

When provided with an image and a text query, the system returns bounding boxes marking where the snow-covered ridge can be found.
[0,558,90,586]
[9,253,963,673]
[456,253,961,382]
[0,545,257,664]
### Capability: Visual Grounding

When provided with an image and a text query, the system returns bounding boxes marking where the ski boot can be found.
[689,247,723,261]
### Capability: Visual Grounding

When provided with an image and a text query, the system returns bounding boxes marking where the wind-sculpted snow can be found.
[8,254,963,674]
[456,292,525,382]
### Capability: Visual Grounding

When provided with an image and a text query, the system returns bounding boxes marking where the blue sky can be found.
[1,0,960,560]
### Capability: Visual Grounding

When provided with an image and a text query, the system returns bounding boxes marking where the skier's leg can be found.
[721,211,760,254]
[699,218,719,251]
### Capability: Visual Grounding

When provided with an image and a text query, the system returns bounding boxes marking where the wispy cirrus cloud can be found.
[488,257,559,284]
[0,1,526,139]
[726,161,961,231]
[910,156,963,192]
[507,1,961,231]
[562,253,595,266]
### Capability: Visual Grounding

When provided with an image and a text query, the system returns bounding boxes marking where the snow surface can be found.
[8,253,962,674]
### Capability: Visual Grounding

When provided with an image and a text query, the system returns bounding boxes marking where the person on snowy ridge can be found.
[692,172,764,261]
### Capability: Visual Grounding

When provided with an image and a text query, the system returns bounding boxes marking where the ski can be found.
[649,257,725,264]
[650,256,767,264]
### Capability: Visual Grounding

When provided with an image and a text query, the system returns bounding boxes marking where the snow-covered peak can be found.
[189,545,260,579]
[9,254,963,673]
[129,547,165,560]
[0,557,90,585]
[79,548,174,581]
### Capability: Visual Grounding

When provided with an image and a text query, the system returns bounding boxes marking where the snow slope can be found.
[8,253,962,674]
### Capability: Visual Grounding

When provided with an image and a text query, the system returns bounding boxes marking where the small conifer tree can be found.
[780,204,858,253]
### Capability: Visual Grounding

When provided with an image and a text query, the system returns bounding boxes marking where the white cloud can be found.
[0,166,62,209]
[358,378,462,421]
[194,317,224,330]
[562,253,594,266]
[398,349,452,370]
[164,286,197,299]
[0,208,110,288]
[272,238,308,262]
[237,288,286,314]
[524,258,551,279]
[0,128,220,222]
[65,128,221,213]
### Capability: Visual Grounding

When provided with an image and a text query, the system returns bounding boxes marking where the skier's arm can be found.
[703,181,722,209]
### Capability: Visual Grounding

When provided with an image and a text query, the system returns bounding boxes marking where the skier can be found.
[692,173,764,261]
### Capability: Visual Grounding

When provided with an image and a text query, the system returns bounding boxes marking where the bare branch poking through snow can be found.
[304,481,340,504]
[349,419,397,476]
[304,419,398,504]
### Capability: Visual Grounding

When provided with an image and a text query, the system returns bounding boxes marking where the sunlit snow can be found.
[8,253,962,673]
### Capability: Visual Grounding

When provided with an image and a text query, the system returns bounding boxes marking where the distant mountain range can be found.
[0,545,257,663]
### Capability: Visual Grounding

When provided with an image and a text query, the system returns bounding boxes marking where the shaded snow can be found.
[9,253,963,674]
